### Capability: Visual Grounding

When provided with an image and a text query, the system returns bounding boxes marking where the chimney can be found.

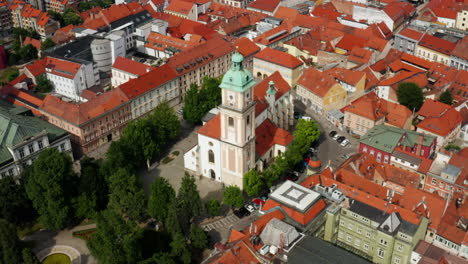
[416,135,424,156]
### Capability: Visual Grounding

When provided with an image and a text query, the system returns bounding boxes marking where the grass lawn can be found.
[42,253,71,264]
[161,156,173,164]
[172,151,180,156]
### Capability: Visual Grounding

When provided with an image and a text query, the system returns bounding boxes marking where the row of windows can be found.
[17,139,44,159]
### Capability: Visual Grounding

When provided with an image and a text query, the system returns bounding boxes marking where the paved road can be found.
[294,101,358,169]
[201,214,239,231]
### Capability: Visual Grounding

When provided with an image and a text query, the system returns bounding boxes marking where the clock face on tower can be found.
[228,94,234,106]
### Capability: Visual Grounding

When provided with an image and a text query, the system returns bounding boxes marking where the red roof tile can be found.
[261,198,326,226]
[250,210,285,236]
[254,47,303,69]
[23,37,41,51]
[398,28,424,41]
[274,6,299,20]
[452,36,468,61]
[297,67,337,97]
[112,56,155,76]
[348,47,373,65]
[198,114,221,139]
[335,34,366,52]
[417,108,463,136]
[25,58,47,77]
[234,37,260,57]
[165,0,194,15]
[45,57,81,78]
[326,67,365,86]
[432,8,457,19]
[118,64,176,99]
[418,34,457,56]
[247,0,280,13]
[255,119,293,157]
[418,99,452,119]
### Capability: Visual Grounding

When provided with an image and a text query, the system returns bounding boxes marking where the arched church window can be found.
[247,115,250,125]
[208,150,215,163]
[228,117,234,127]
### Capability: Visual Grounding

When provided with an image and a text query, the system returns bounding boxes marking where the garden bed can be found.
[72,228,96,241]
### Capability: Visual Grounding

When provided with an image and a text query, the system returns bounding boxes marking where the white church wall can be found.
[199,134,222,181]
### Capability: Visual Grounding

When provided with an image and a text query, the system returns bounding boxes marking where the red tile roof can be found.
[165,0,194,15]
[25,58,47,77]
[400,186,446,230]
[255,119,293,157]
[335,169,389,200]
[297,67,338,97]
[335,34,366,52]
[234,37,260,58]
[208,240,260,264]
[39,87,129,125]
[418,99,452,119]
[254,47,303,69]
[398,28,424,41]
[118,64,177,99]
[247,0,280,13]
[45,57,81,78]
[311,5,342,20]
[452,36,468,61]
[418,34,457,56]
[23,37,41,51]
[249,210,285,236]
[144,32,200,53]
[274,6,299,20]
[262,198,327,226]
[417,108,463,136]
[325,67,365,86]
[432,8,457,19]
[112,56,155,76]
[254,71,291,105]
[348,47,373,65]
[198,114,221,139]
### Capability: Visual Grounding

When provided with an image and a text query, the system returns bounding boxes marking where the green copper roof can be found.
[219,52,256,92]
[267,81,276,95]
[401,130,435,147]
[359,125,404,153]
[0,102,68,164]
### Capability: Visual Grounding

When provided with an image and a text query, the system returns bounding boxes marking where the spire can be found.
[232,52,244,71]
[267,81,276,95]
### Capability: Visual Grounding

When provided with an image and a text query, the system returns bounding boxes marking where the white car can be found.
[245,204,255,213]
[301,116,312,121]
[340,139,350,147]
[333,134,340,140]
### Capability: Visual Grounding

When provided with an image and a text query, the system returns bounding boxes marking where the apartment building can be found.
[0,103,72,178]
[10,1,59,39]
[111,57,155,87]
[166,36,234,98]
[394,28,423,55]
[0,0,12,37]
[415,34,456,66]
[253,47,304,86]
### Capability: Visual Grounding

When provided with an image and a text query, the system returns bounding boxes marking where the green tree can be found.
[138,253,175,264]
[183,77,222,124]
[148,178,175,223]
[36,75,53,93]
[397,82,424,112]
[108,168,146,221]
[88,210,143,264]
[106,140,138,173]
[223,186,243,208]
[293,119,321,153]
[41,38,55,51]
[123,118,159,168]
[150,102,181,146]
[21,248,40,264]
[243,169,263,197]
[0,176,35,225]
[18,44,38,61]
[205,199,221,217]
[6,69,19,82]
[63,9,83,26]
[47,11,64,27]
[8,53,20,66]
[25,148,77,229]
[170,232,191,264]
[164,202,181,235]
[439,90,453,105]
[74,157,108,219]
[0,219,22,264]
[189,224,208,249]
[177,173,202,231]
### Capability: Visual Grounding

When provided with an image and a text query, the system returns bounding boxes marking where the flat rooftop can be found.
[270,181,321,212]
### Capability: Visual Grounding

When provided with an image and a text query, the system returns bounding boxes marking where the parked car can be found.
[252,198,265,207]
[234,207,250,218]
[333,133,340,140]
[301,116,312,121]
[245,204,255,213]
[309,147,317,153]
[285,172,299,182]
[294,111,302,119]
[259,194,268,202]
[293,162,306,174]
[329,131,337,137]
[337,136,346,143]
[340,139,350,147]
[250,201,260,210]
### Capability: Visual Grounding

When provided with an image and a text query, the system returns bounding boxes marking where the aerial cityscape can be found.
[0,0,467,262]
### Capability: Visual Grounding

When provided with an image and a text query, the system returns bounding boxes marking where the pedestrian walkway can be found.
[37,245,81,264]
[201,214,239,231]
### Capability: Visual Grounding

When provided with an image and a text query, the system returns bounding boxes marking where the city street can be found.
[294,101,359,169]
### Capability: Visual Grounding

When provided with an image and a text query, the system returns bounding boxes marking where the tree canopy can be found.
[205,199,221,217]
[36,75,53,93]
[189,224,208,249]
[170,232,191,264]
[176,173,202,231]
[0,219,39,264]
[397,82,424,112]
[88,209,144,264]
[439,90,453,105]
[243,169,264,197]
[25,148,77,229]
[40,38,55,51]
[223,186,244,208]
[148,178,175,223]
[0,176,35,225]
[183,77,222,124]
[108,168,147,221]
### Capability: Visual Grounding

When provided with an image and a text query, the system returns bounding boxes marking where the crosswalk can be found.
[201,214,239,231]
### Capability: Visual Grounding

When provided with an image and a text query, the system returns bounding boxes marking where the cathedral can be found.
[184,53,294,189]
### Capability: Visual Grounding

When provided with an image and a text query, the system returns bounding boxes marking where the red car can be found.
[252,198,265,206]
